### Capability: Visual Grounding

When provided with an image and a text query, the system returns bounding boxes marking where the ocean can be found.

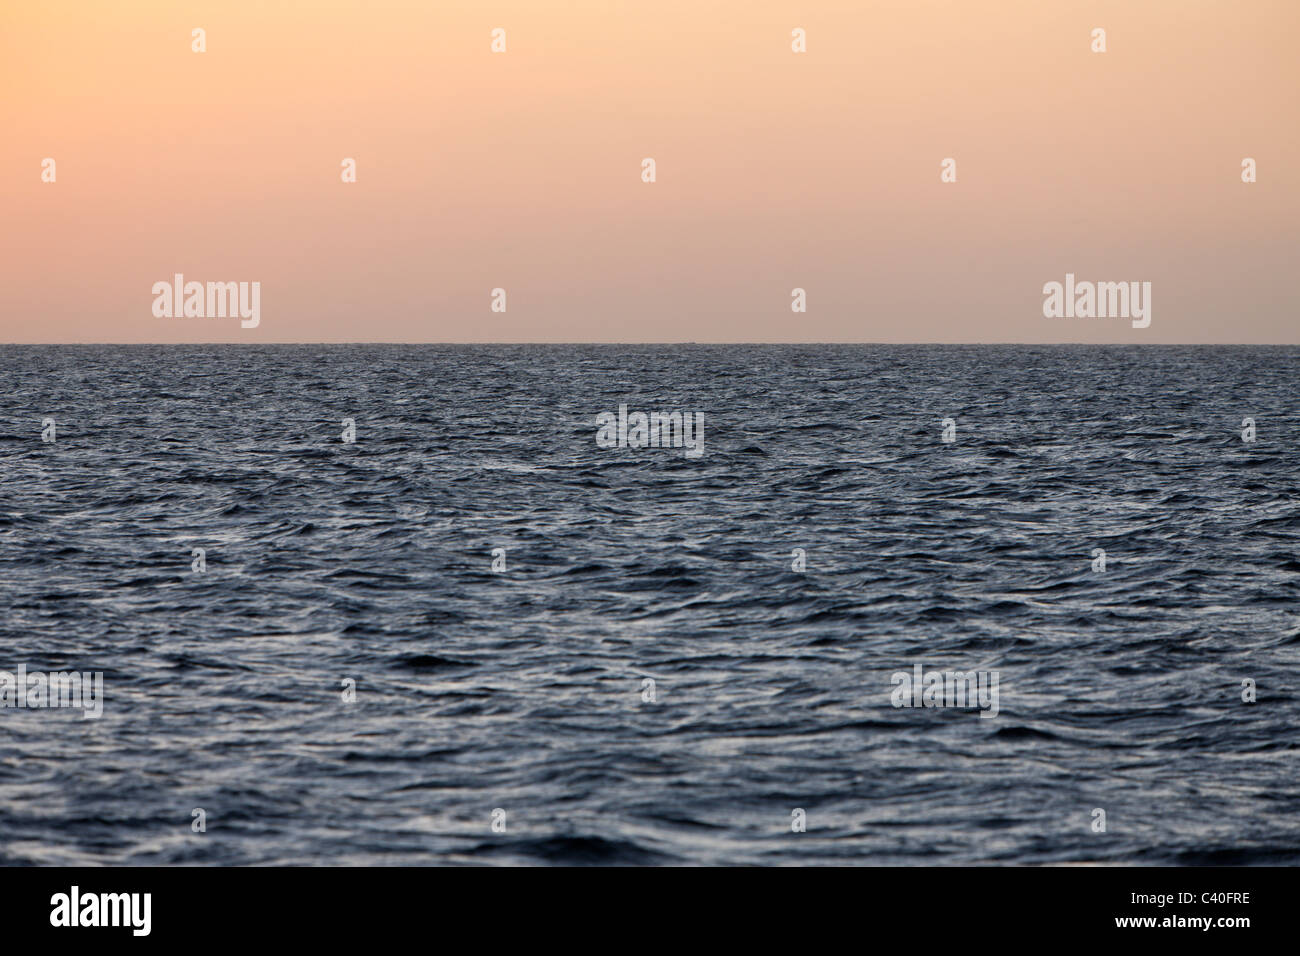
[1,344,1297,864]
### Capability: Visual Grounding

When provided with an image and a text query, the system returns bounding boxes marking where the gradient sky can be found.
[3,0,1297,343]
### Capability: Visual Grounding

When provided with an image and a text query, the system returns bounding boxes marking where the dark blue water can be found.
[2,345,1298,865]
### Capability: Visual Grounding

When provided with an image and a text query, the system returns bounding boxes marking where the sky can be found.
[3,0,1297,343]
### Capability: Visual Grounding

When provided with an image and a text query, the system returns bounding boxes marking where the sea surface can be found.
[1,344,1298,865]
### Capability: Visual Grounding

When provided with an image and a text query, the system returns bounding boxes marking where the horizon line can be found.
[2,342,1296,348]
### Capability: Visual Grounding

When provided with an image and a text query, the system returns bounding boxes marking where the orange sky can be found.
[3,0,1297,343]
